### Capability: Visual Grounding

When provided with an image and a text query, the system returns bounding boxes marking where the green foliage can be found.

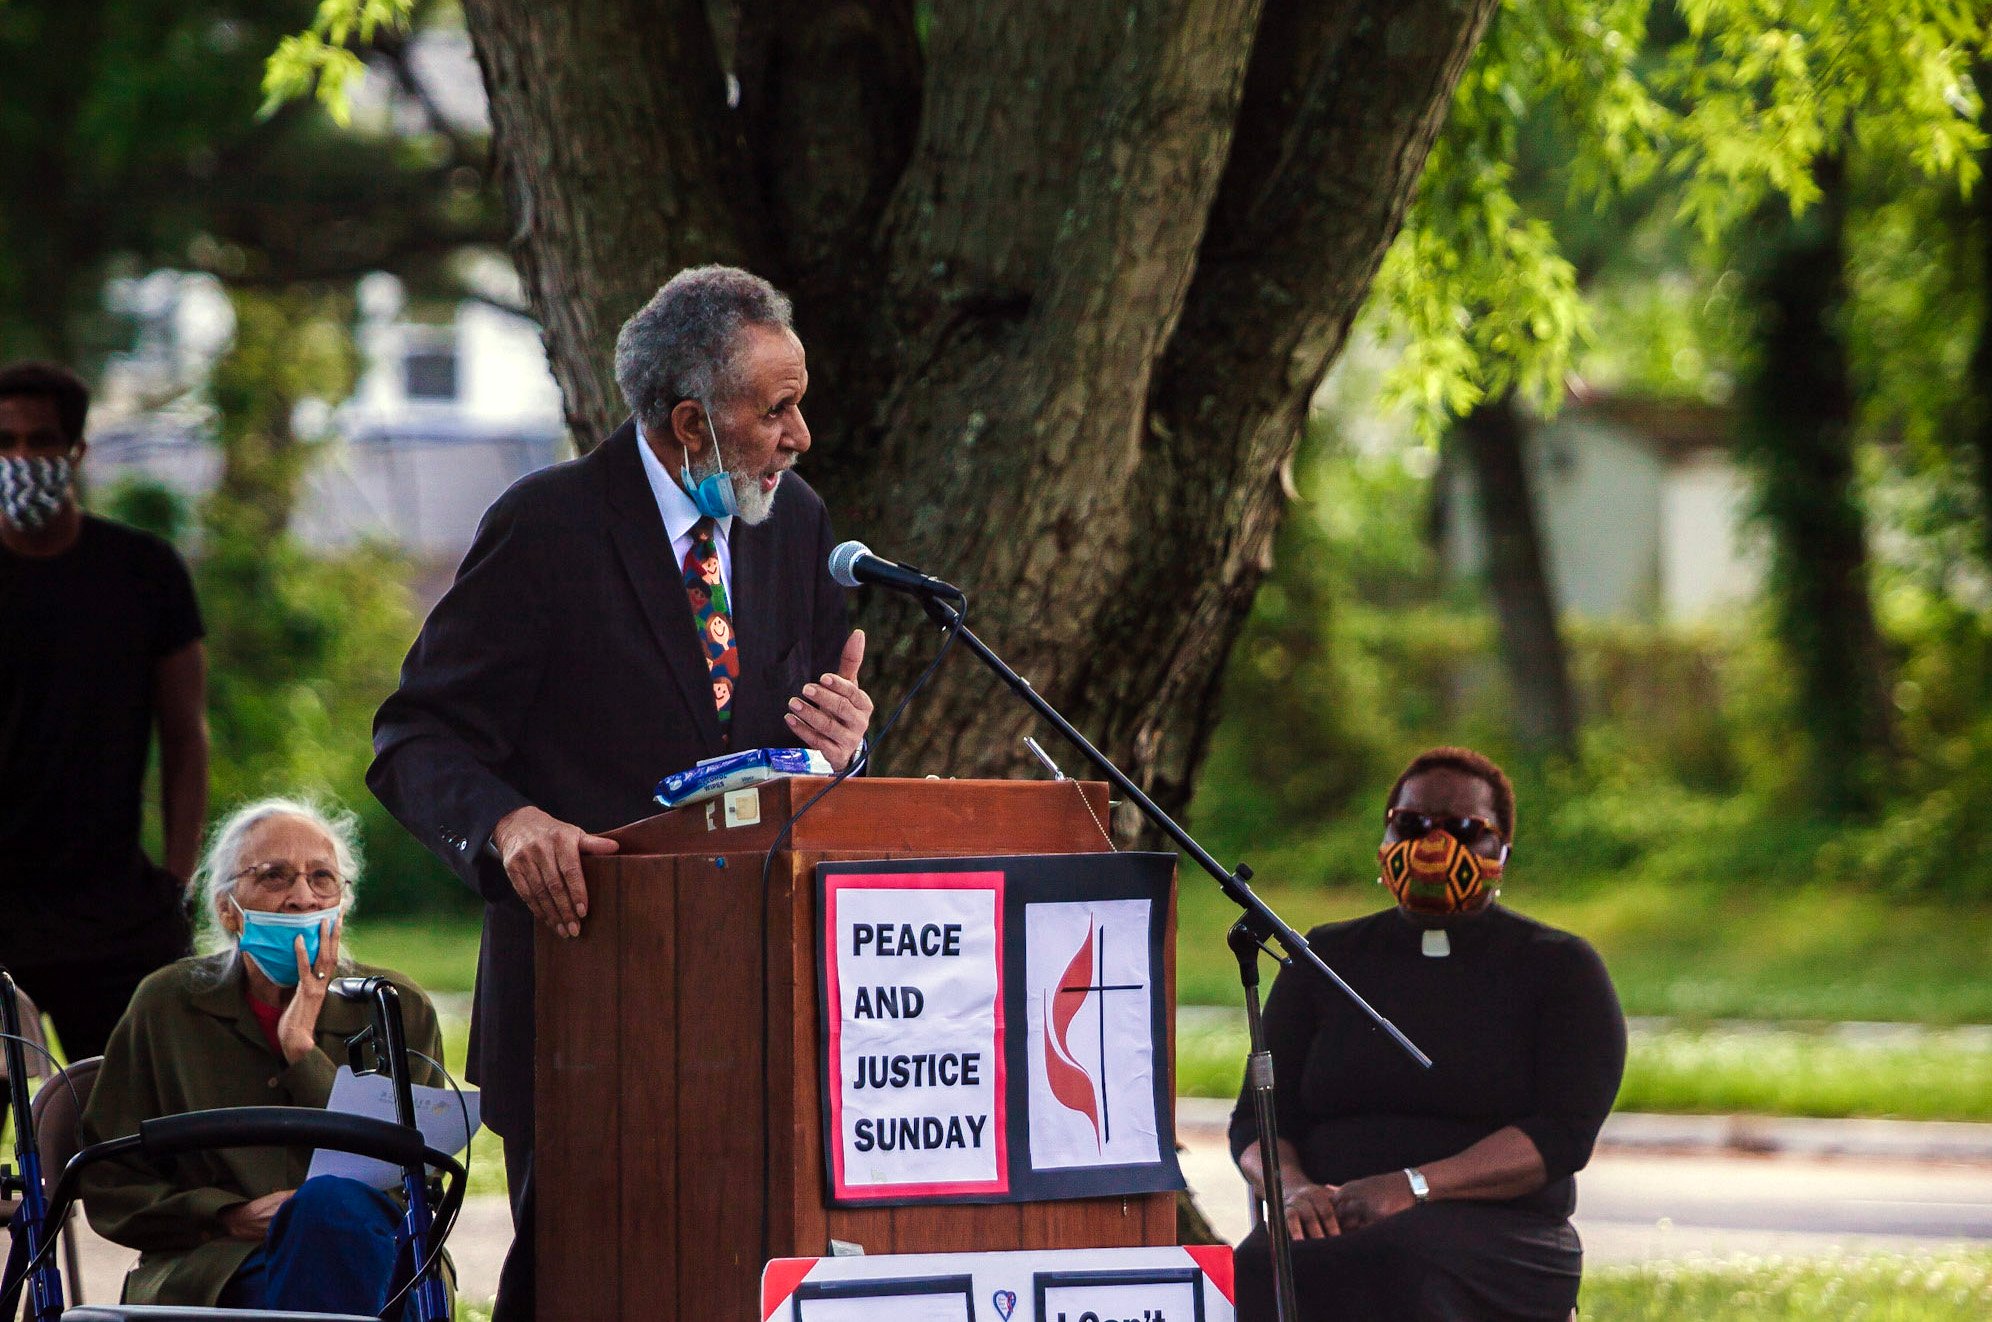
[1584,1252,1992,1321]
[0,0,499,362]
[1376,0,1987,439]
[1665,0,1987,240]
[262,0,414,124]
[95,472,195,544]
[1374,0,1662,431]
[196,288,464,915]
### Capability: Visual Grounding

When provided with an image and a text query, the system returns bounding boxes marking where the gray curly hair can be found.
[193,795,362,958]
[613,265,795,432]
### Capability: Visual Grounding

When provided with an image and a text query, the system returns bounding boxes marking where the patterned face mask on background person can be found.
[0,454,74,531]
[1378,829,1506,916]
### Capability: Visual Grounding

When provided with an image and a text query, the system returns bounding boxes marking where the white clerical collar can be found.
[636,420,733,543]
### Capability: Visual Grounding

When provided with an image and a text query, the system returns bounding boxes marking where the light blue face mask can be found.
[231,897,340,987]
[679,402,739,520]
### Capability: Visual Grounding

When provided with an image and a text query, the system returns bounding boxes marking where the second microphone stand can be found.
[915,593,1431,1322]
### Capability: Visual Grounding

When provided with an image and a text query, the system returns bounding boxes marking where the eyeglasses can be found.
[233,863,344,899]
[1384,808,1500,848]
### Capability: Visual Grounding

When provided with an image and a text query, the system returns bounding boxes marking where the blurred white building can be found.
[83,25,567,578]
[1440,395,1764,623]
[86,270,567,569]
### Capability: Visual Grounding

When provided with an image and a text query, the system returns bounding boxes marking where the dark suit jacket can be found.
[368,421,850,1138]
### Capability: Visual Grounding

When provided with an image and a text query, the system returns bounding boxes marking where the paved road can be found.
[1179,1109,1992,1266]
[58,1121,1992,1308]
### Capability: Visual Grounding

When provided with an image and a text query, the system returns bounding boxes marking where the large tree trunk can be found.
[1737,152,1892,816]
[461,0,1498,828]
[1457,390,1578,759]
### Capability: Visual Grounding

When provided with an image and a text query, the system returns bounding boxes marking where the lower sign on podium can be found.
[762,1245,1236,1322]
[818,853,1185,1205]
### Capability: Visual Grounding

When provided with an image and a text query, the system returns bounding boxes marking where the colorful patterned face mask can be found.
[0,454,74,531]
[1378,829,1505,915]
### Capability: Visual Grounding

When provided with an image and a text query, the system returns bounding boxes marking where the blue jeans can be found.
[220,1175,411,1318]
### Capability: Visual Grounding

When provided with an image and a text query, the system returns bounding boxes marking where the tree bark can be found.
[1737,152,1892,816]
[461,0,1499,826]
[1456,390,1578,759]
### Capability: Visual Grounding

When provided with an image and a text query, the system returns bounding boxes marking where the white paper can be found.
[306,1066,480,1190]
[829,880,1004,1193]
[1041,1277,1200,1321]
[796,1293,971,1322]
[1023,899,1162,1171]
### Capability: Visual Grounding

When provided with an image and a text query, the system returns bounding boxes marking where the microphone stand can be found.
[916,594,1431,1322]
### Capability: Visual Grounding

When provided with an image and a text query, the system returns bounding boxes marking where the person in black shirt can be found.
[0,360,209,1059]
[1230,746,1625,1321]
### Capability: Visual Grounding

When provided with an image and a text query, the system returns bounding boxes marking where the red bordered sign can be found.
[821,870,1010,1201]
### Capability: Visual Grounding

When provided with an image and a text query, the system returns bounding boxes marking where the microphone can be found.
[829,541,965,601]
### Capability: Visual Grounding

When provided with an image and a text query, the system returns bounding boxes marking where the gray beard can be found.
[687,445,779,525]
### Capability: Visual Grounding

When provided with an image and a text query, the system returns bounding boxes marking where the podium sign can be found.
[818,853,1184,1206]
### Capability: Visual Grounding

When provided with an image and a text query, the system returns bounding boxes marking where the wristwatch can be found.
[1402,1166,1430,1204]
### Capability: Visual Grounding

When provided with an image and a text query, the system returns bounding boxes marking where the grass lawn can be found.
[347,914,486,994]
[1177,1011,1992,1120]
[1581,1251,1992,1319]
[354,874,1992,1023]
[1175,871,1992,1023]
[350,869,1992,1126]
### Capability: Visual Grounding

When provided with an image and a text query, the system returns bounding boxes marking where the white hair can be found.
[194,795,362,957]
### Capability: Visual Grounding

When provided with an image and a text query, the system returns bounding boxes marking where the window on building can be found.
[404,347,459,402]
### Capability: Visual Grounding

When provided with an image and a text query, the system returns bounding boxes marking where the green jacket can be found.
[79,954,447,1306]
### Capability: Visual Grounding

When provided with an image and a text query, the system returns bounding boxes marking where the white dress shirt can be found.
[636,422,734,600]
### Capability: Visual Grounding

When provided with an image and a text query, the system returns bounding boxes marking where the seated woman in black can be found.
[1230,746,1625,1321]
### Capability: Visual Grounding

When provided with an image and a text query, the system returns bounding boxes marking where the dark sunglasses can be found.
[1385,807,1500,847]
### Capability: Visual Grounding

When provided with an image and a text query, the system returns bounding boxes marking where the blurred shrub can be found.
[195,526,463,916]
[97,472,193,544]
[1192,414,1992,903]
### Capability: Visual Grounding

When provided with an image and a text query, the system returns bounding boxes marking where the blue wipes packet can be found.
[652,746,835,809]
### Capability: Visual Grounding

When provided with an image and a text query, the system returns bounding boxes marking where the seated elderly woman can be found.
[1230,747,1626,1321]
[80,796,447,1316]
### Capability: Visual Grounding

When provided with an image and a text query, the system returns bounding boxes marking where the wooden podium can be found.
[534,777,1177,1321]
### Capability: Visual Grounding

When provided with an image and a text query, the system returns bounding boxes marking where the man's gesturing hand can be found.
[786,629,874,771]
[491,806,619,938]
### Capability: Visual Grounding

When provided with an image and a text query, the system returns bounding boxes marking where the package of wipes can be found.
[652,746,834,809]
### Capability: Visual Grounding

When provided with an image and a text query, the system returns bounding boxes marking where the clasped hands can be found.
[493,630,873,938]
[1277,1170,1421,1239]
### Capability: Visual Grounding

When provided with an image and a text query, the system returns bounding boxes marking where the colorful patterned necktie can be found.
[682,517,738,728]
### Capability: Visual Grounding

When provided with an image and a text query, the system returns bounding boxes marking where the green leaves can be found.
[260,0,413,124]
[1666,0,1987,240]
[1371,0,1988,437]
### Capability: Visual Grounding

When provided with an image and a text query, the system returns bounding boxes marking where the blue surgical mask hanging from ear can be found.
[230,896,339,987]
[679,400,739,520]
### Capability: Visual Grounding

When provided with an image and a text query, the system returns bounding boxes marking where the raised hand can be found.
[786,628,874,771]
[275,916,340,1065]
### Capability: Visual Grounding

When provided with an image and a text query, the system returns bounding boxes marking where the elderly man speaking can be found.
[369,266,873,1321]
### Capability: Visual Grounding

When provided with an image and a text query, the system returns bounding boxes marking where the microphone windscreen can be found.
[828,540,871,589]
